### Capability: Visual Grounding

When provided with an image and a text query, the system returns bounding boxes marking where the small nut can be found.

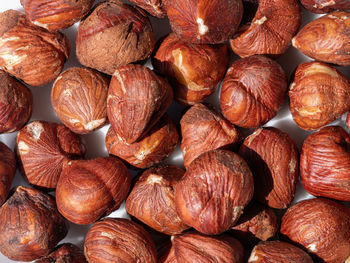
[174,149,254,235]
[292,11,350,66]
[84,218,157,263]
[0,186,68,261]
[16,121,85,189]
[35,243,86,263]
[220,55,287,128]
[128,0,166,18]
[56,157,131,225]
[300,0,350,14]
[0,142,16,206]
[51,67,109,134]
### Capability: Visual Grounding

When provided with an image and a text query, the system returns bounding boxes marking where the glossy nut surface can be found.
[300,0,350,14]
[129,0,166,18]
[0,142,16,206]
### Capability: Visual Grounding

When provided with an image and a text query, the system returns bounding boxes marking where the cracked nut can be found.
[0,142,16,206]
[129,0,166,17]
[35,243,86,263]
[300,0,350,14]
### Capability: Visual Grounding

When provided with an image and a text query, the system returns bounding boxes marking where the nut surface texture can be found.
[301,0,350,14]
[129,0,166,17]
[347,112,350,129]
[35,243,87,263]
[0,141,16,206]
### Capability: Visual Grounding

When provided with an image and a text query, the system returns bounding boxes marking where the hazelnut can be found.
[84,218,157,263]
[16,121,85,189]
[51,67,109,134]
[0,142,16,206]
[76,0,155,75]
[174,149,254,235]
[292,11,350,66]
[165,0,243,44]
[0,10,70,86]
[300,126,350,201]
[0,186,68,261]
[21,0,94,31]
[300,0,350,14]
[152,33,228,105]
[230,0,301,58]
[0,70,32,133]
[56,157,131,225]
[248,241,313,263]
[128,0,166,18]
[107,64,173,144]
[158,243,176,263]
[35,243,86,263]
[180,103,239,168]
[289,61,350,130]
[280,198,350,263]
[220,55,287,128]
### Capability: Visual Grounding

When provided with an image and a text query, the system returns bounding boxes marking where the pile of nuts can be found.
[0,0,349,262]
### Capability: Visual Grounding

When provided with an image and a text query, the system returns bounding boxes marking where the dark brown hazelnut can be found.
[0,141,16,206]
[128,0,166,18]
[301,0,350,13]
[35,243,86,263]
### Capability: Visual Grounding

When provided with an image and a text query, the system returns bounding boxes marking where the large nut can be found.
[35,243,86,263]
[300,0,350,14]
[0,142,16,206]
[128,0,166,18]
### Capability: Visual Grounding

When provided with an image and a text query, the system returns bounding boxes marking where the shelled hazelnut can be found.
[35,243,86,263]
[129,0,166,18]
[300,0,350,13]
[0,142,16,206]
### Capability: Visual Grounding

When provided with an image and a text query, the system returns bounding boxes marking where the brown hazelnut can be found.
[0,142,16,206]
[180,103,239,168]
[128,0,166,18]
[292,11,350,66]
[289,61,350,130]
[174,149,254,235]
[51,67,109,134]
[107,64,173,144]
[0,70,32,133]
[35,243,86,263]
[76,1,155,75]
[0,186,68,261]
[21,0,94,31]
[152,33,228,105]
[300,126,350,201]
[300,0,350,13]
[220,55,287,128]
[230,0,301,58]
[16,121,85,189]
[165,0,243,44]
[280,198,350,263]
[248,241,313,263]
[0,10,69,86]
[56,157,131,225]
[84,218,157,263]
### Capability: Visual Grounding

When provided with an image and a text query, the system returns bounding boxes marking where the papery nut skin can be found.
[21,0,94,31]
[84,218,157,263]
[107,64,173,144]
[280,198,350,263]
[301,0,350,14]
[174,149,254,235]
[239,127,299,209]
[16,121,85,189]
[220,55,287,128]
[152,33,228,105]
[180,103,239,168]
[0,186,68,262]
[0,10,70,86]
[230,0,301,58]
[76,0,155,75]
[51,67,109,134]
[128,0,166,18]
[35,243,87,263]
[56,157,131,225]
[0,142,16,206]
[165,0,243,44]
[300,126,350,201]
[289,61,350,130]
[292,11,350,66]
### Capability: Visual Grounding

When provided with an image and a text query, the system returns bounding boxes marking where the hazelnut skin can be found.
[301,0,350,14]
[35,243,86,263]
[152,33,228,105]
[347,112,350,129]
[220,55,287,128]
[51,67,109,134]
[0,186,69,261]
[84,218,157,263]
[0,142,16,206]
[281,198,350,263]
[128,0,166,18]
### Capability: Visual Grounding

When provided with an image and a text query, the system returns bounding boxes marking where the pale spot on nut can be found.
[246,128,263,146]
[314,0,335,8]
[254,16,268,25]
[304,63,339,78]
[113,71,127,94]
[289,155,297,174]
[18,141,29,155]
[291,37,297,47]
[196,17,209,37]
[233,206,244,221]
[248,248,259,262]
[289,82,296,91]
[146,174,164,186]
[83,118,106,131]
[345,255,350,263]
[26,122,44,141]
[133,141,160,163]
[62,89,72,97]
[33,20,49,30]
[0,53,27,71]
[307,243,318,252]
[296,106,322,116]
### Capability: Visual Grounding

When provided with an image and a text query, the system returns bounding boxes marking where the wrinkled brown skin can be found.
[165,0,243,44]
[281,198,350,263]
[84,218,157,263]
[230,0,301,57]
[107,64,173,144]
[0,142,16,206]
[292,11,350,65]
[21,0,94,31]
[51,67,109,134]
[76,0,155,75]
[301,0,350,14]
[152,33,228,104]
[35,243,87,263]
[220,55,287,128]
[56,157,131,225]
[0,70,32,133]
[0,186,68,262]
[129,0,166,17]
[174,150,254,235]
[0,10,70,86]
[239,127,299,209]
[248,241,314,263]
[16,121,85,189]
[180,103,239,168]
[300,126,350,201]
[347,112,350,129]
[289,62,350,130]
